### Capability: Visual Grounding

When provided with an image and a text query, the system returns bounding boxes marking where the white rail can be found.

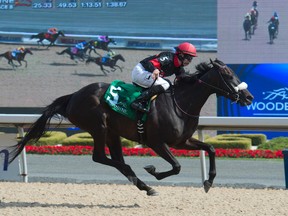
[0,114,287,183]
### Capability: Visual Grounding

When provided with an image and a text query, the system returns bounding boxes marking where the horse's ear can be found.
[211,59,226,70]
[210,59,213,65]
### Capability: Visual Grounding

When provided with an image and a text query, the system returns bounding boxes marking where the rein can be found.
[171,87,200,118]
[197,68,240,103]
[171,66,240,117]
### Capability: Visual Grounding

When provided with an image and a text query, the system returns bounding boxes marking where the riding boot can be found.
[131,85,165,113]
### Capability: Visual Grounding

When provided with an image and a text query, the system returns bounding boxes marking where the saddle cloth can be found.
[104,80,150,120]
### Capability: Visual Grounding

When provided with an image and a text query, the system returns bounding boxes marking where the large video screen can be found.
[217,0,287,64]
[0,0,216,38]
[0,0,216,110]
[217,0,288,138]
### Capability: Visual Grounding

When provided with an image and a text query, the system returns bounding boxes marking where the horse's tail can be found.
[30,34,38,39]
[56,49,68,55]
[8,94,72,164]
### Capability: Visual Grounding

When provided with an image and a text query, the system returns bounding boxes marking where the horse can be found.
[57,41,95,62]
[86,54,125,74]
[0,48,33,69]
[250,9,258,34]
[88,38,117,55]
[30,30,65,48]
[268,22,277,44]
[7,59,253,196]
[243,18,252,40]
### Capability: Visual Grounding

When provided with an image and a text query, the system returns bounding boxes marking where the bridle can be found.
[172,60,244,117]
[198,68,241,104]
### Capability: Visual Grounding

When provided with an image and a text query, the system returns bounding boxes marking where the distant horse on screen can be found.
[0,48,33,69]
[57,41,95,62]
[86,54,125,74]
[30,30,65,48]
[88,38,117,55]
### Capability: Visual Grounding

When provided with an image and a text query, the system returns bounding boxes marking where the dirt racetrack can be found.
[0,182,287,216]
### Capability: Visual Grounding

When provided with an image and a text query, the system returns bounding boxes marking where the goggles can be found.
[183,54,193,61]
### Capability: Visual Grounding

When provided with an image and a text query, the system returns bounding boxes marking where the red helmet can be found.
[176,42,197,57]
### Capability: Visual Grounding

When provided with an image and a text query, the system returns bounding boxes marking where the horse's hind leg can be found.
[91,131,158,196]
[9,60,16,70]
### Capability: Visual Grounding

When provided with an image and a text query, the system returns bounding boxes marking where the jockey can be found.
[102,50,116,63]
[12,46,25,57]
[74,41,88,53]
[47,27,58,35]
[131,42,197,113]
[98,35,109,42]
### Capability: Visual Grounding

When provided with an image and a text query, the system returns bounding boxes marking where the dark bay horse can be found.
[243,18,252,40]
[30,30,65,48]
[86,54,125,74]
[88,38,117,55]
[0,48,33,69]
[268,22,277,44]
[57,41,95,62]
[8,59,253,196]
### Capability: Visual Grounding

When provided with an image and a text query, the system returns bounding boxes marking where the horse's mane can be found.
[176,61,212,85]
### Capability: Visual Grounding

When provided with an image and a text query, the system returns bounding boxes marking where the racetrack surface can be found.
[0,181,287,216]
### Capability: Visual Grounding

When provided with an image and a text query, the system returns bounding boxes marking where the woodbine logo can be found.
[247,87,288,115]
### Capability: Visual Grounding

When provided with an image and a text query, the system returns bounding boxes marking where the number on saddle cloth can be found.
[103,80,150,121]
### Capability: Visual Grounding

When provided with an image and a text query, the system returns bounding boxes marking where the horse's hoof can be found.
[203,180,212,193]
[147,188,159,196]
[144,165,156,174]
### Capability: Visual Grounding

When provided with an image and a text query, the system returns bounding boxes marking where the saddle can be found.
[45,33,53,39]
[104,80,154,143]
[104,80,148,120]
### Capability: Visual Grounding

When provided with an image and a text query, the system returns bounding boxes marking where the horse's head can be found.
[25,48,33,55]
[198,59,254,106]
[210,59,253,106]
[116,54,125,62]
[58,31,65,37]
[109,38,117,45]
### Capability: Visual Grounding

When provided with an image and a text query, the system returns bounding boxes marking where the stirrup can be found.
[131,102,149,113]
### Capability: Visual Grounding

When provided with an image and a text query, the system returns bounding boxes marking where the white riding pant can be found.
[131,63,170,90]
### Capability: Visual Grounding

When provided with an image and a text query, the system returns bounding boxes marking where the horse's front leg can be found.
[110,66,116,72]
[176,137,216,193]
[114,65,122,72]
[18,60,26,68]
[16,60,23,67]
[145,143,181,180]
